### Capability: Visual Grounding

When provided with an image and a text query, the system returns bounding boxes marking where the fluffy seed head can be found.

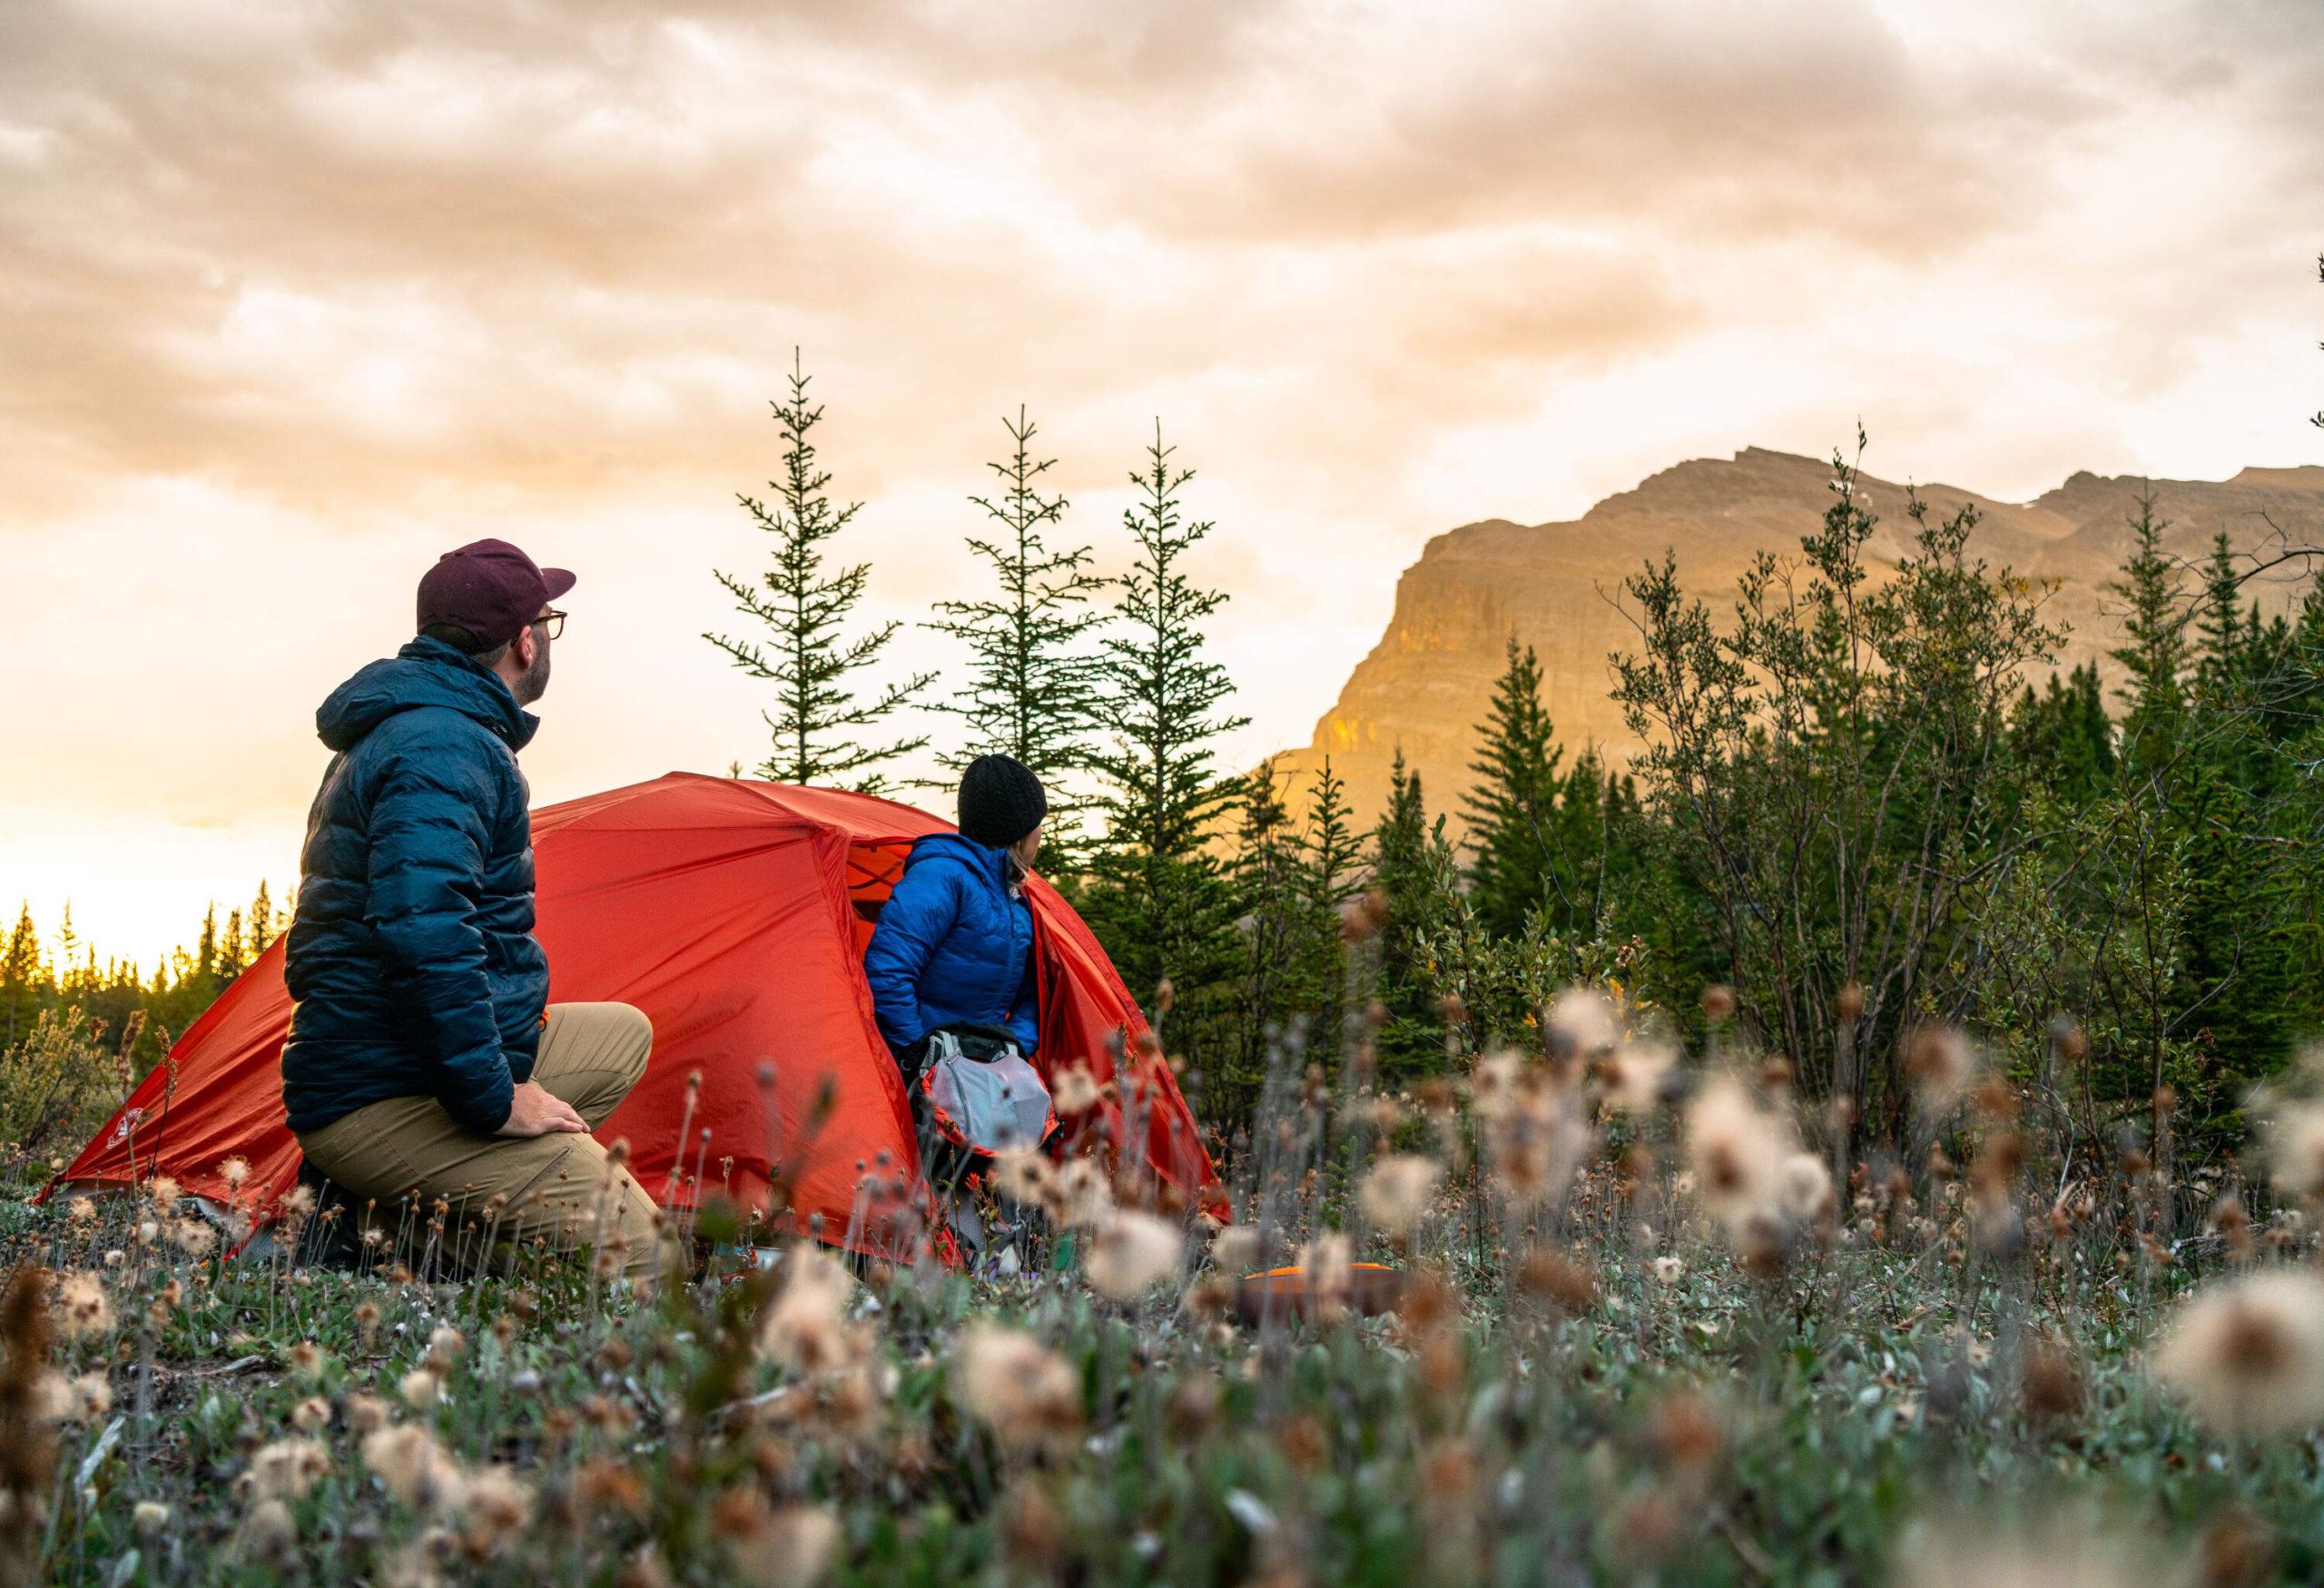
[53,1272,113,1338]
[1683,1077,1795,1240]
[1356,1155,1443,1237]
[757,1247,860,1375]
[1546,987,1620,1058]
[362,1423,468,1514]
[2154,1268,2324,1438]
[1082,1211,1184,1300]
[242,1437,331,1503]
[1049,1063,1102,1117]
[955,1324,1080,1449]
[2263,1102,2324,1203]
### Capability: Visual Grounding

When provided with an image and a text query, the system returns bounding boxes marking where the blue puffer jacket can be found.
[862,833,1039,1058]
[281,636,547,1136]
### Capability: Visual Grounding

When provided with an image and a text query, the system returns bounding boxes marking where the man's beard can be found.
[512,640,551,705]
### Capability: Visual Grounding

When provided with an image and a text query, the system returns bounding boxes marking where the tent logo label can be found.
[106,1107,146,1147]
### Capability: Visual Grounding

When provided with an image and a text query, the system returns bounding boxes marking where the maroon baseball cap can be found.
[416,538,576,650]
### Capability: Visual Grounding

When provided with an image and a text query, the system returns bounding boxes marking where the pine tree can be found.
[1300,757,1370,1063]
[926,407,1108,853]
[1226,762,1317,1107]
[2108,491,2189,779]
[707,351,934,792]
[2,903,40,1047]
[248,882,275,962]
[1082,425,1250,1023]
[1373,753,1459,1079]
[1462,637,1568,937]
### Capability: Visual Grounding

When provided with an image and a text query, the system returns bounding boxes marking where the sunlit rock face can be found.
[1271,447,2324,833]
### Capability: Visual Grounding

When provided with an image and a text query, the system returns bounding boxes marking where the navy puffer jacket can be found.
[281,636,547,1136]
[862,833,1039,1057]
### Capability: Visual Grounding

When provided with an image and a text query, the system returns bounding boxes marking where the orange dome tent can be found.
[53,773,1221,1256]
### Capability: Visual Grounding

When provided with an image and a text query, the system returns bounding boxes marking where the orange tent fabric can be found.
[54,774,1221,1254]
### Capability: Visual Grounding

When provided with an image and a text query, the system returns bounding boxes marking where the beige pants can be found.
[298,1002,664,1278]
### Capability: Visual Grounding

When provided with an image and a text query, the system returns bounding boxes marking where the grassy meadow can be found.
[3,991,2321,1586]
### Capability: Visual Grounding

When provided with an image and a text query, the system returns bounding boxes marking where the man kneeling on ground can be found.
[281,539,662,1278]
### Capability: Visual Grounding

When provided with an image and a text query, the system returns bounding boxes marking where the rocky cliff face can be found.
[1268,447,2324,834]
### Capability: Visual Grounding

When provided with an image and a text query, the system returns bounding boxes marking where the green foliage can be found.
[1369,753,1462,1082]
[925,408,1109,860]
[1082,425,1248,1045]
[1611,431,2063,1139]
[706,352,933,792]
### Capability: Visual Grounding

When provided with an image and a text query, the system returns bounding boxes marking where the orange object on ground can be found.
[51,774,1221,1257]
[1230,1262,1405,1324]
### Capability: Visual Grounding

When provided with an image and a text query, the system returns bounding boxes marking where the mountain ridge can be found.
[1267,448,2324,835]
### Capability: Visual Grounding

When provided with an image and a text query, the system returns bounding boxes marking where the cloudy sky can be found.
[3,0,2319,965]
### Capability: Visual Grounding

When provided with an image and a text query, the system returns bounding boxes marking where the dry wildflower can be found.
[725,1499,841,1588]
[363,1423,468,1513]
[1651,1256,1685,1285]
[218,1156,251,1189]
[1299,1232,1354,1323]
[2209,1196,2255,1261]
[400,1367,443,1410]
[2154,1269,2324,1438]
[2021,1342,2084,1426]
[241,1436,331,1503]
[1598,1041,1676,1116]
[53,1272,112,1338]
[1648,1386,1722,1477]
[1049,1063,1102,1117]
[168,1218,217,1258]
[67,1374,110,1422]
[2198,1510,2276,1588]
[758,1247,860,1374]
[991,1149,1055,1209]
[132,1501,170,1537]
[1516,1247,1598,1317]
[1479,1069,1593,1209]
[1083,1210,1184,1300]
[1546,986,1620,1058]
[459,1465,534,1554]
[1049,1157,1113,1228]
[1683,1076,1792,1240]
[1777,1152,1836,1224]
[238,1497,298,1561]
[1209,1225,1260,1277]
[64,1198,94,1226]
[2262,1101,2324,1203]
[288,1340,324,1379]
[1356,1155,1442,1236]
[1893,1517,2179,1588]
[425,1325,464,1371]
[1470,1050,1524,1122]
[1903,1025,1977,1113]
[145,1175,181,1209]
[291,1396,331,1433]
[955,1324,1080,1450]
[347,1394,391,1433]
[281,1184,316,1218]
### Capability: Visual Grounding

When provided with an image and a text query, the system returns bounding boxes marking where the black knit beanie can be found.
[957,754,1048,849]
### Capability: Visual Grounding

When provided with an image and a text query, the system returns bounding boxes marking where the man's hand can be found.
[495,1080,589,1139]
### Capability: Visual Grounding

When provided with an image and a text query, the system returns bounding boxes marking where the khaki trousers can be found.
[298,1002,665,1278]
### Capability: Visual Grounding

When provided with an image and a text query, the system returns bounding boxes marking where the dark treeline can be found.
[0,885,281,1155]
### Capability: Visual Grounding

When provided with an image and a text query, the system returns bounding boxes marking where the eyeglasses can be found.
[533,609,566,640]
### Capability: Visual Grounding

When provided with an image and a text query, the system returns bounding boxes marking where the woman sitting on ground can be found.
[862,753,1046,1092]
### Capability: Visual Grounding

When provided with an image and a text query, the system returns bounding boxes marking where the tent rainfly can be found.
[53,773,1221,1256]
